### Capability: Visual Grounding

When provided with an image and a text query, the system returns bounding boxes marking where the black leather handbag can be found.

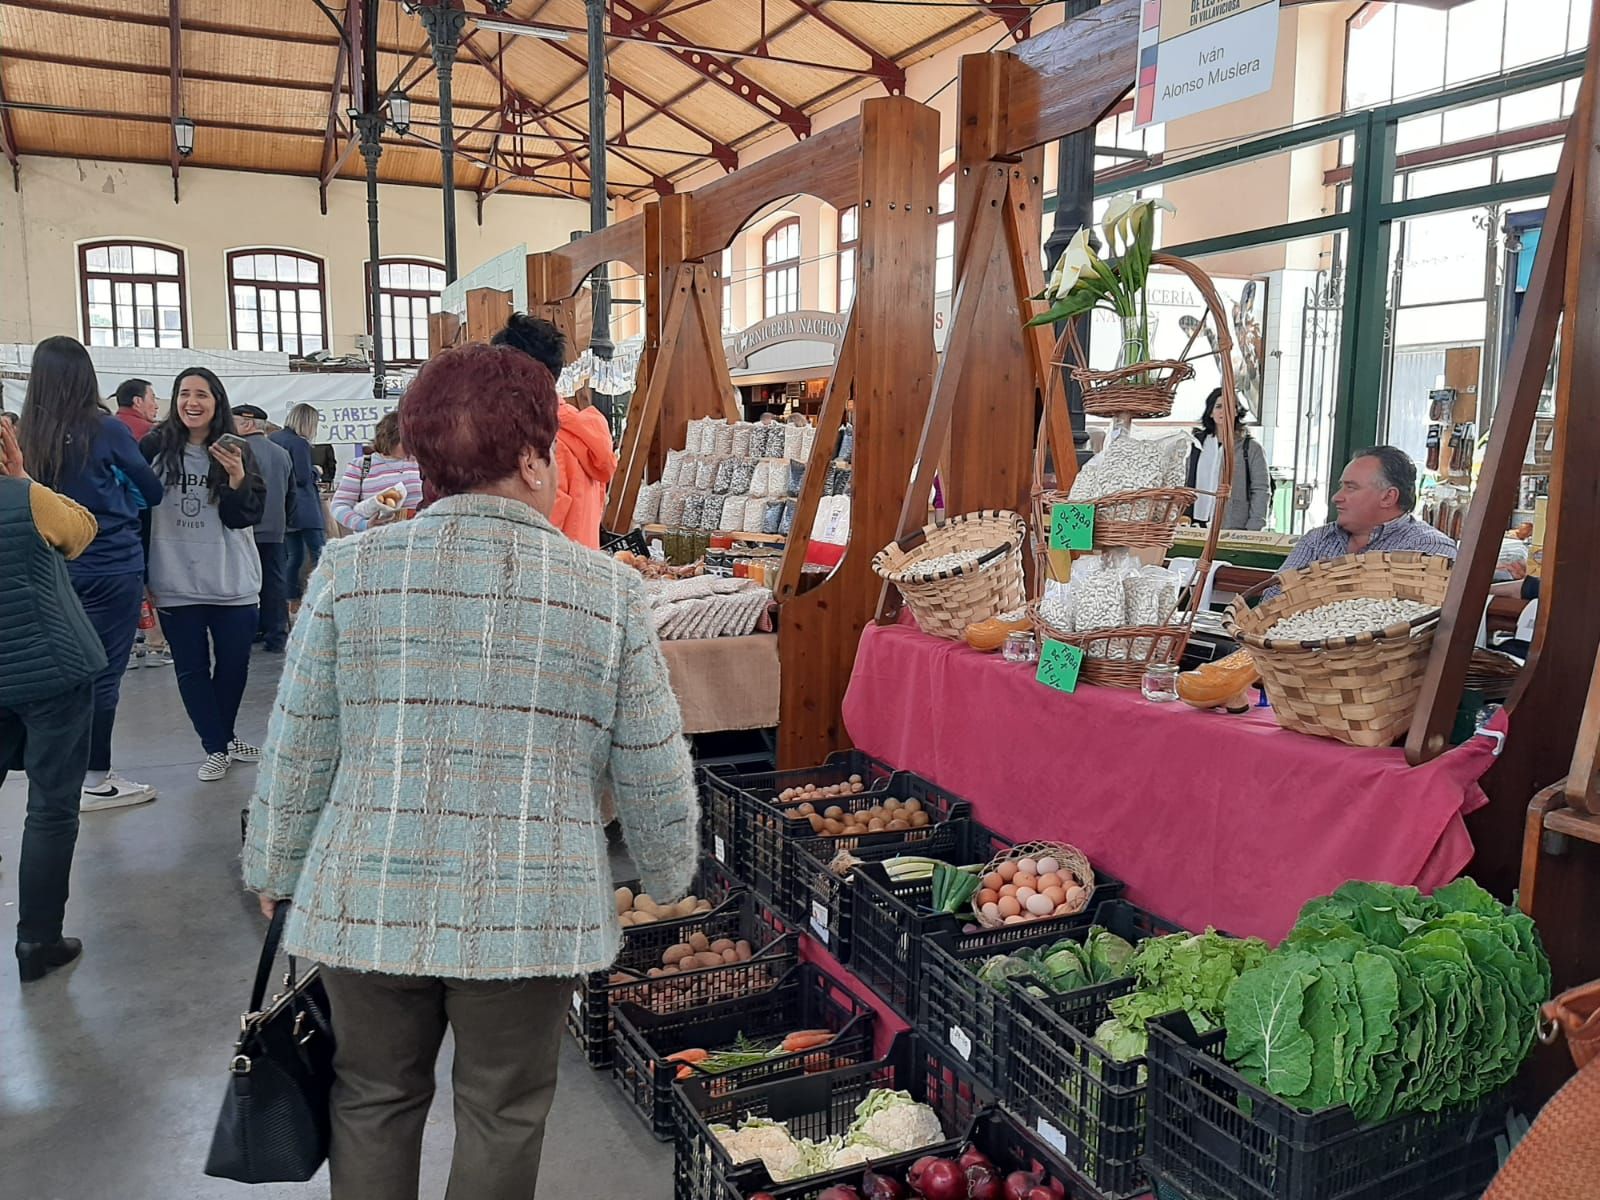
[204,903,336,1183]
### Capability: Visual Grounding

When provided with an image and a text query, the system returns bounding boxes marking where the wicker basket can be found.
[1039,486,1199,551]
[873,510,1027,640]
[1030,601,1189,689]
[1057,320,1195,419]
[971,840,1096,927]
[1225,552,1452,748]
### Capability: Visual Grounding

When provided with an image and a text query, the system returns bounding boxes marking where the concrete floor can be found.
[0,651,674,1199]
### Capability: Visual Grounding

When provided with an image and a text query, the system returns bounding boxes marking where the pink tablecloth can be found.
[842,623,1500,943]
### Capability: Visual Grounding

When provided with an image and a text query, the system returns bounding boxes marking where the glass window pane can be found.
[301,288,322,311]
[233,255,256,281]
[262,308,279,333]
[90,328,114,347]
[377,264,391,288]
[1405,157,1491,200]
[1500,82,1563,131]
[1346,5,1396,108]
[276,255,298,282]
[406,264,426,289]
[938,174,956,215]
[1572,0,1591,52]
[1395,113,1442,155]
[413,317,429,343]
[86,246,110,271]
[115,328,134,347]
[299,258,318,284]
[1498,142,1562,182]
[135,282,154,307]
[159,330,183,348]
[114,281,134,306]
[88,303,113,328]
[1445,0,1506,87]
[1442,99,1499,143]
[155,249,179,275]
[109,244,133,272]
[88,278,111,303]
[238,309,257,332]
[238,332,258,352]
[282,311,298,335]
[136,307,155,329]
[263,332,281,353]
[428,268,444,291]
[1393,6,1446,100]
[1504,0,1569,69]
[158,281,180,307]
[841,206,858,243]
[1398,209,1487,306]
[234,285,256,309]
[380,294,392,317]
[116,304,134,329]
[132,244,156,274]
[161,308,182,332]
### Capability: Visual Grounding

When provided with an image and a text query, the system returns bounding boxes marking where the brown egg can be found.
[887,818,909,831]
[997,895,1022,918]
[867,817,886,832]
[909,811,930,827]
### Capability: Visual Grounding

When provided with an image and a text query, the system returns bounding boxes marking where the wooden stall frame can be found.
[877,0,1142,622]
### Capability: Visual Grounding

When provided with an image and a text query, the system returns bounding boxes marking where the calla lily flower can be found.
[1045,226,1096,300]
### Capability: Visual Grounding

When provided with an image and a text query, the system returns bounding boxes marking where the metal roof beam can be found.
[608,0,810,140]
[167,0,182,201]
[2,0,418,53]
[319,18,352,214]
[972,0,1035,43]
[0,55,18,190]
[777,0,906,94]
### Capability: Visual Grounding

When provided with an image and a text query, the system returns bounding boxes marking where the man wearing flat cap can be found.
[233,405,293,652]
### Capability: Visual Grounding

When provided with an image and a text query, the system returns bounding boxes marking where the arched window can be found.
[721,247,734,332]
[837,206,859,312]
[368,258,445,365]
[935,167,957,296]
[80,240,187,348]
[763,220,801,318]
[229,249,328,355]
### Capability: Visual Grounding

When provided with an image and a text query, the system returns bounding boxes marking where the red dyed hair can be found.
[400,342,559,497]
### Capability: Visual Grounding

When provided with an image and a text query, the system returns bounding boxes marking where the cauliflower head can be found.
[846,1089,945,1154]
[712,1117,803,1179]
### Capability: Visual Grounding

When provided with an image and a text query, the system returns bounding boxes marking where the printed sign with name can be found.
[1136,0,1280,128]
[1050,503,1096,552]
[1037,640,1085,694]
[310,400,394,447]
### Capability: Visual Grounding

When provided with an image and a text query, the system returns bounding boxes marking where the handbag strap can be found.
[248,902,293,1015]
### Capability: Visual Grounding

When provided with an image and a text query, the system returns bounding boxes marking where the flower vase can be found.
[1117,312,1151,386]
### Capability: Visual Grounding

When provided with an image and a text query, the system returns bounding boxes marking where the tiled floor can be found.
[0,651,673,1199]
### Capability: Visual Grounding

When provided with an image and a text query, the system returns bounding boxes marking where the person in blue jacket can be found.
[17,336,164,811]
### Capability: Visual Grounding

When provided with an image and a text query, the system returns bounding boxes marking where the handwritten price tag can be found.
[1036,640,1084,694]
[1049,502,1095,551]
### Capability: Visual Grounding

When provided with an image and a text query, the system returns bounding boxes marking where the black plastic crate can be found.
[567,878,783,1069]
[1143,1012,1508,1200]
[674,1033,991,1200]
[698,750,896,876]
[852,847,1128,1023]
[786,817,1002,955]
[611,964,875,1141]
[918,899,1167,1093]
[718,1107,1085,1200]
[740,771,972,911]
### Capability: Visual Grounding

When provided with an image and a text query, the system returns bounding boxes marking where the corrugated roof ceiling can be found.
[0,0,1027,203]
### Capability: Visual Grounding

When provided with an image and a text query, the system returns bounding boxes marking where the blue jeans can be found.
[159,604,257,756]
[0,681,92,944]
[70,571,145,773]
[256,541,289,651]
[285,528,327,602]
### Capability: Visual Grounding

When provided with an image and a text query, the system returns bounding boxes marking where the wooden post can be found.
[778,97,940,766]
[426,311,461,357]
[464,287,513,343]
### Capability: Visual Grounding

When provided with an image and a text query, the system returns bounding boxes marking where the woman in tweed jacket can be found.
[242,343,699,1200]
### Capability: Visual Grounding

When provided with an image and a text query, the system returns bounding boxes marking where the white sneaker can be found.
[198,753,231,782]
[228,739,262,763]
[124,650,146,673]
[81,775,158,811]
[142,650,173,668]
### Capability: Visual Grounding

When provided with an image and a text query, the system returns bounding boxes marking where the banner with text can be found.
[1135,0,1280,128]
[309,400,396,447]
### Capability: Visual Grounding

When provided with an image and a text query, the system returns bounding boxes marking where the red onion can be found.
[817,1188,863,1200]
[1041,1176,1066,1200]
[1003,1170,1043,1200]
[907,1156,940,1191]
[966,1163,1003,1200]
[958,1145,993,1171]
[1024,1189,1057,1200]
[913,1159,968,1200]
[860,1170,907,1200]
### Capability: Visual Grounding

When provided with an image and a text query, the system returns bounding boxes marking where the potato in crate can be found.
[566,859,752,1069]
[918,900,1171,1095]
[674,1033,989,1200]
[699,750,898,873]
[610,964,875,1141]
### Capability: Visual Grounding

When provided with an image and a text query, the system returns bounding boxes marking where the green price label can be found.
[1049,503,1095,551]
[1036,640,1084,694]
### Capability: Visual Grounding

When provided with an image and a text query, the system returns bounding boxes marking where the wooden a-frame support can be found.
[876,0,1141,621]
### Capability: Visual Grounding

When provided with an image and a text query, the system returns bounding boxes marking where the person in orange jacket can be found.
[491,314,618,550]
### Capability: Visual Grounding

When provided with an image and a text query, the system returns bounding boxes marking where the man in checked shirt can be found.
[1280,445,1458,574]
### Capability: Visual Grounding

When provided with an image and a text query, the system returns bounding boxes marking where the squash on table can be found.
[1178,648,1260,712]
[964,610,1032,653]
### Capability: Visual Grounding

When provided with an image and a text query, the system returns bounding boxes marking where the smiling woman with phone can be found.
[140,368,267,781]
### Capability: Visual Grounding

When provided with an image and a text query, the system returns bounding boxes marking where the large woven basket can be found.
[873,510,1027,640]
[1225,552,1452,747]
[1038,485,1199,551]
[1058,320,1195,419]
[1030,602,1189,689]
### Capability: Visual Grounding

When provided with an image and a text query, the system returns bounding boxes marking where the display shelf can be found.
[644,523,789,546]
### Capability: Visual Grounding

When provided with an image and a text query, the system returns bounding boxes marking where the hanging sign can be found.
[309,401,393,446]
[1135,0,1280,128]
[1049,503,1096,552]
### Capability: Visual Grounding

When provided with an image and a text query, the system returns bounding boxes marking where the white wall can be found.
[0,157,588,354]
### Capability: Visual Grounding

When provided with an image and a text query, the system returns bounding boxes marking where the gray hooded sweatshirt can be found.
[147,444,263,608]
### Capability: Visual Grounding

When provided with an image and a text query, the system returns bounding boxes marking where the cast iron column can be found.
[1044,0,1099,462]
[585,0,613,367]
[419,2,467,282]
[356,112,387,399]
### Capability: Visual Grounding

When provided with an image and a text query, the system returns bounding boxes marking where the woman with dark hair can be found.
[139,368,267,781]
[329,409,422,532]
[244,342,698,1199]
[271,402,327,614]
[17,335,164,811]
[1186,387,1271,532]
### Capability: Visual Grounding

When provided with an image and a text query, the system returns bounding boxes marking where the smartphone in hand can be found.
[215,433,249,453]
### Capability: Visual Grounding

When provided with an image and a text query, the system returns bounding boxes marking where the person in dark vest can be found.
[0,417,107,982]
